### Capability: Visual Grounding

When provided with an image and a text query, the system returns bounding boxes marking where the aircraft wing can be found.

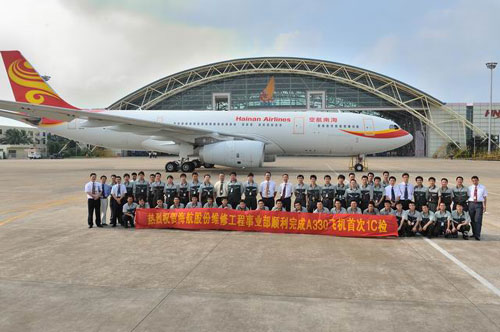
[0,100,263,144]
[0,109,41,126]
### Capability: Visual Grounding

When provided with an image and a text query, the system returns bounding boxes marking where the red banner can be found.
[135,208,398,238]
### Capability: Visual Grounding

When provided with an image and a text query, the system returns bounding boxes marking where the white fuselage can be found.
[41,110,412,156]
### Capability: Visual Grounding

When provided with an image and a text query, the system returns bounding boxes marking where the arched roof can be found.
[108,57,444,111]
[108,57,487,145]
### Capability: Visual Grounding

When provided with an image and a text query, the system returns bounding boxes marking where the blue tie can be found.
[391,187,395,201]
[404,185,408,200]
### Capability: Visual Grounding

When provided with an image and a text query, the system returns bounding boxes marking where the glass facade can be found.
[150,74,396,110]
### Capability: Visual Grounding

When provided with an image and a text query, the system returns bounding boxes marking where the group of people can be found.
[85,170,488,240]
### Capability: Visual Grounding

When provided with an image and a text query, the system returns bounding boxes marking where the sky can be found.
[0,0,499,127]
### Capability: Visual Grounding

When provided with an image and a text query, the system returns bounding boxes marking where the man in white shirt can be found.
[111,176,127,227]
[214,173,228,206]
[278,173,293,212]
[467,175,488,240]
[398,172,414,210]
[85,173,102,228]
[384,176,401,208]
[260,171,276,210]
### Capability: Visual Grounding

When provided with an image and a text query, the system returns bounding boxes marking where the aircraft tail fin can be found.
[0,50,78,110]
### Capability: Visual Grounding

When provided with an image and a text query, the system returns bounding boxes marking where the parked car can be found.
[28,151,42,159]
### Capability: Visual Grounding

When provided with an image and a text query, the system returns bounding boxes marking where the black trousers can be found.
[87,198,101,227]
[216,197,225,206]
[280,197,291,212]
[262,197,275,210]
[468,202,484,238]
[228,196,241,210]
[245,197,257,210]
[400,200,411,210]
[122,214,135,228]
[323,199,334,211]
[111,199,123,226]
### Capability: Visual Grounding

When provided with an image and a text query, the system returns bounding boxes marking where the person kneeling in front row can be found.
[293,201,308,213]
[271,199,286,212]
[203,196,218,208]
[185,195,202,208]
[170,197,185,209]
[137,197,150,209]
[155,198,169,209]
[256,199,269,211]
[363,201,379,215]
[347,200,362,214]
[122,196,138,228]
[447,203,471,240]
[236,200,249,211]
[313,201,330,214]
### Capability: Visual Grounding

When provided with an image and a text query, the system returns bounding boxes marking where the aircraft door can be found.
[293,117,304,134]
[362,118,375,136]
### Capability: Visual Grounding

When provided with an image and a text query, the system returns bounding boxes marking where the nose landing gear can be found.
[349,154,368,172]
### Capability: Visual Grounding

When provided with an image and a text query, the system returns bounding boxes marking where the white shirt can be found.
[384,185,401,201]
[111,184,127,198]
[85,181,102,199]
[398,182,414,201]
[259,180,276,198]
[468,184,487,202]
[278,182,293,198]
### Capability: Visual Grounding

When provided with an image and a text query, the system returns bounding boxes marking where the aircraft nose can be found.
[402,130,413,144]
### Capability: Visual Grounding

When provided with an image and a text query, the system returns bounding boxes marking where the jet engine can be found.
[198,140,264,168]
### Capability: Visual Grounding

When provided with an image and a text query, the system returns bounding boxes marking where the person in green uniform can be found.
[306,175,321,213]
[448,203,471,240]
[433,202,451,237]
[427,177,439,212]
[413,176,428,212]
[419,204,435,237]
[452,176,468,212]
[321,175,336,210]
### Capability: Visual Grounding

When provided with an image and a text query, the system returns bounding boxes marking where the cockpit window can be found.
[389,124,400,129]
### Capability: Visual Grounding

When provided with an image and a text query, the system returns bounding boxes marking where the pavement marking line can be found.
[423,237,500,298]
[0,196,80,226]
[326,164,339,176]
[0,194,81,216]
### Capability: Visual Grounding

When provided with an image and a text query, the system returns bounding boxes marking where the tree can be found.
[0,129,34,145]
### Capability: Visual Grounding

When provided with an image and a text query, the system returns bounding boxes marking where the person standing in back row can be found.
[278,173,293,211]
[243,173,258,210]
[111,176,127,227]
[321,175,336,210]
[468,176,487,241]
[260,171,276,210]
[227,172,243,209]
[85,173,102,228]
[214,173,228,206]
[100,175,112,226]
[398,173,414,210]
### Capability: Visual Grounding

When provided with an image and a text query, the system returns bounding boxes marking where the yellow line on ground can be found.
[0,194,81,216]
[0,195,81,226]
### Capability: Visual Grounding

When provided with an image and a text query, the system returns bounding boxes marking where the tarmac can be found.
[0,156,499,332]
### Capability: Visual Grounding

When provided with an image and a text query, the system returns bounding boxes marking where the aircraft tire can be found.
[165,161,179,172]
[354,163,364,172]
[203,163,215,168]
[192,159,202,168]
[181,161,195,173]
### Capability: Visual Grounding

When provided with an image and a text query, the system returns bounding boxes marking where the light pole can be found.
[486,62,497,153]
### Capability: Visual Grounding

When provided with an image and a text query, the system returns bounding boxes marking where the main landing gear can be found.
[165,159,215,173]
[349,154,368,172]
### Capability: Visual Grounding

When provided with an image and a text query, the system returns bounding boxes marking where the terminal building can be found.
[109,57,499,157]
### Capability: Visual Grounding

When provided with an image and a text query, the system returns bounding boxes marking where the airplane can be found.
[0,51,413,172]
